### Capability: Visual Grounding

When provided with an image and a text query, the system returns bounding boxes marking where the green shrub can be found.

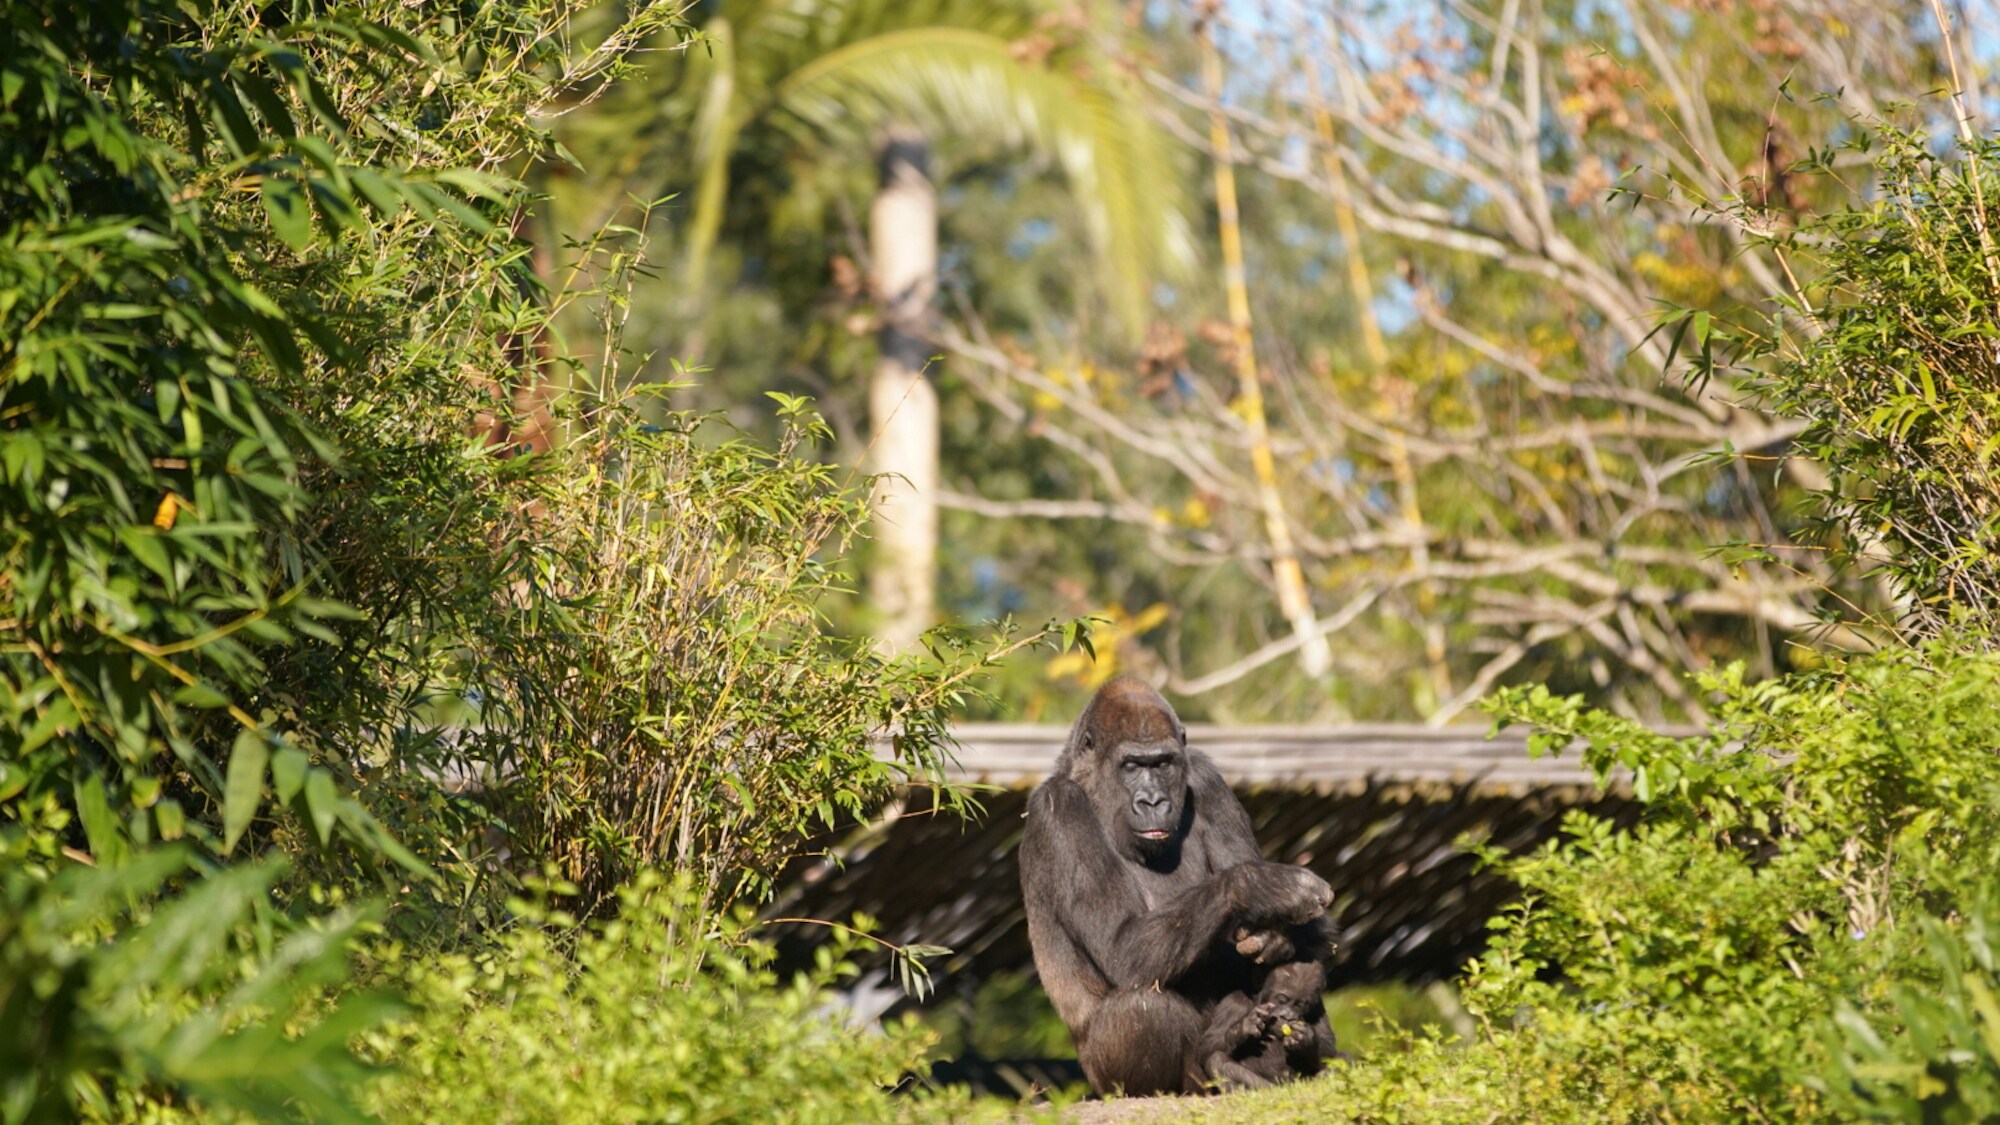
[6,862,964,1125]
[2,2,1027,1119]
[0,0,682,883]
[1672,121,2000,637]
[0,849,391,1125]
[485,381,1070,908]
[1448,646,2000,1121]
[0,0,396,872]
[1176,649,2000,1124]
[361,869,965,1124]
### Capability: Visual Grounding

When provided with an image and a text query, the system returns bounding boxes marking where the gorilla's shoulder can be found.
[1028,773,1091,816]
[1185,747,1227,782]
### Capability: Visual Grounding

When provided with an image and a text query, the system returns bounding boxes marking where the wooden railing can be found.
[934,723,1660,790]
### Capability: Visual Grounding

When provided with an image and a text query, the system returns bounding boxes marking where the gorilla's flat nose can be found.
[1135,792,1168,813]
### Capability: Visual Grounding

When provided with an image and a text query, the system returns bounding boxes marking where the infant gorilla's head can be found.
[1256,960,1321,1036]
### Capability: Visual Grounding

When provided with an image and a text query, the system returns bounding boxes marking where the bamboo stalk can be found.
[1199,23,1330,679]
[1929,0,2000,306]
[1301,61,1453,710]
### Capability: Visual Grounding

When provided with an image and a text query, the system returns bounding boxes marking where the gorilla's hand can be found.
[1232,926,1296,965]
[1241,1002,1276,1041]
[1224,864,1331,931]
[1233,863,1331,926]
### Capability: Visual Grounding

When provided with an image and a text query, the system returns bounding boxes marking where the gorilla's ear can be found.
[1176,723,1187,745]
[1082,731,1095,753]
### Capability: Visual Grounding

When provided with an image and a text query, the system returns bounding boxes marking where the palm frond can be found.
[559,0,1191,337]
[769,24,1193,335]
[684,16,741,290]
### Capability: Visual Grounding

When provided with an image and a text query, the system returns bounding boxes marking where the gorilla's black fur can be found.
[1018,676,1337,1095]
[1191,959,1337,1090]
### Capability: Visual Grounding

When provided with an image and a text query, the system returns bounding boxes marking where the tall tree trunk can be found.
[1200,25,1331,680]
[1303,62,1451,711]
[867,126,939,654]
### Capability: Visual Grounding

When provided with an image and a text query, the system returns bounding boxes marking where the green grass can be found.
[1078,1037,1538,1125]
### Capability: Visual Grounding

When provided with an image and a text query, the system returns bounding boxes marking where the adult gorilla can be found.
[1019,676,1334,1094]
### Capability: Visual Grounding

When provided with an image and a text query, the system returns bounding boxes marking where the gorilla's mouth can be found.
[1136,829,1172,841]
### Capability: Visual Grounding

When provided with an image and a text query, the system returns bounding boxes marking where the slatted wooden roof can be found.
[771,724,1654,1012]
[934,722,1628,789]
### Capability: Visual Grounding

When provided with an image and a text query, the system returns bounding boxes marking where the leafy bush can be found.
[1182,649,2000,1124]
[0,848,390,1125]
[487,381,1068,907]
[0,0,684,879]
[3,1,1027,1120]
[1432,646,2000,1121]
[1677,121,2000,636]
[361,869,965,1124]
[0,0,395,871]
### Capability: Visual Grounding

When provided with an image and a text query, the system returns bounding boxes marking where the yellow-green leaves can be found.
[223,729,269,854]
[261,175,314,251]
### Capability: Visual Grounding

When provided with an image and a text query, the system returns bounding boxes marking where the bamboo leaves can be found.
[222,730,270,854]
[0,0,502,877]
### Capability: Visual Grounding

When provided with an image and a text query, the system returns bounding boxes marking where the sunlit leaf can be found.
[223,729,270,854]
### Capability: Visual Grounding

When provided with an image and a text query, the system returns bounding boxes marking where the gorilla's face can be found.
[1081,721,1188,862]
[1261,962,1320,1029]
[1071,678,1192,862]
[1116,735,1188,850]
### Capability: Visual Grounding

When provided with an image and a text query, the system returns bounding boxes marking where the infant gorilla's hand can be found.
[1241,1002,1276,1041]
[1254,1000,1306,1040]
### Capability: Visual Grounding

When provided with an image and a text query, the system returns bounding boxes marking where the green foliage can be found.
[362,869,964,1124]
[4,0,1020,1119]
[493,375,1078,904]
[0,0,407,871]
[0,848,391,1125]
[0,0,696,882]
[1142,649,2000,1123]
[0,0,743,897]
[1458,648,2000,1120]
[1669,120,2000,637]
[1815,851,2000,1121]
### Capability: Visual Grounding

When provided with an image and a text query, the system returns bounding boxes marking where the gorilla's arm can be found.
[1189,990,1277,1092]
[1292,1012,1339,1071]
[1185,750,1265,868]
[1020,772,1329,994]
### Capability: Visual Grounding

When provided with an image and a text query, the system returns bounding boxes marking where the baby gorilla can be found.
[1191,959,1337,1091]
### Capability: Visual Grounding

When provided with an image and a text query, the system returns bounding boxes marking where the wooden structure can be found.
[767,723,1645,1010]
